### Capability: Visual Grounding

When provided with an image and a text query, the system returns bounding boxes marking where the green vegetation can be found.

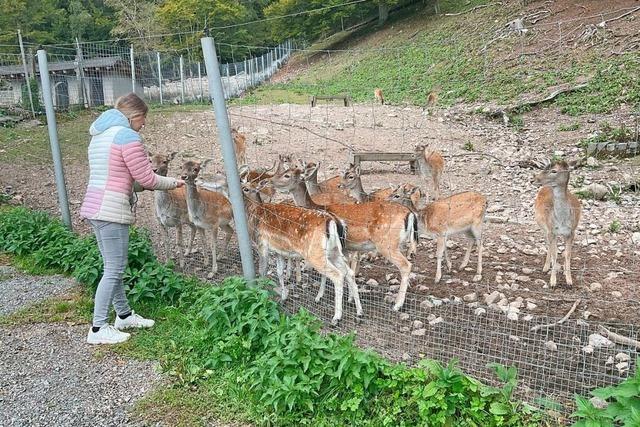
[0,286,92,326]
[558,122,581,132]
[579,122,636,148]
[0,205,554,426]
[608,220,622,234]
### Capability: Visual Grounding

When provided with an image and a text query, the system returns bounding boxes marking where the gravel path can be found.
[0,323,162,427]
[0,266,79,316]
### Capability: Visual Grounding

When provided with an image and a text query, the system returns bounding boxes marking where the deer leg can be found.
[542,233,552,273]
[564,235,574,286]
[432,172,440,201]
[258,243,269,277]
[315,263,344,325]
[185,224,197,256]
[333,253,362,316]
[377,245,412,311]
[315,275,327,302]
[444,242,452,271]
[276,256,288,301]
[284,257,292,281]
[435,236,445,283]
[208,228,218,278]
[160,224,171,263]
[549,236,558,287]
[220,224,234,259]
[200,229,209,266]
[473,226,483,282]
[175,225,185,268]
[295,260,302,285]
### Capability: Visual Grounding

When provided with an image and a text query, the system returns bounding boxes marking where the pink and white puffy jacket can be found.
[80,109,177,224]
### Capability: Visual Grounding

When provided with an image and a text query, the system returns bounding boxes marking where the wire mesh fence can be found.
[3,1,640,423]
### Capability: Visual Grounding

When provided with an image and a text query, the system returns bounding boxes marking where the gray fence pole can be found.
[156,52,163,104]
[201,37,255,281]
[36,50,72,230]
[179,55,185,104]
[197,62,203,102]
[130,45,136,93]
[17,30,35,118]
[75,38,87,108]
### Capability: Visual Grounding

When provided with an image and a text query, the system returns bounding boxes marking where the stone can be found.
[366,278,379,286]
[468,302,479,308]
[616,362,629,374]
[586,157,599,167]
[507,312,518,321]
[632,232,640,246]
[384,295,396,304]
[485,291,501,305]
[429,316,444,326]
[498,298,509,307]
[545,341,558,351]
[388,278,400,286]
[400,326,410,333]
[523,314,533,321]
[589,282,602,292]
[402,353,411,361]
[605,356,615,366]
[431,299,443,307]
[474,308,486,316]
[615,352,630,362]
[611,291,622,298]
[590,397,608,410]
[522,267,534,274]
[399,313,410,321]
[427,314,437,322]
[582,345,594,354]
[583,183,609,200]
[413,320,424,330]
[515,275,530,283]
[509,300,523,309]
[588,334,615,349]
[509,335,520,342]
[463,292,477,302]
[526,302,537,310]
[389,285,400,292]
[412,328,427,336]
[420,300,434,309]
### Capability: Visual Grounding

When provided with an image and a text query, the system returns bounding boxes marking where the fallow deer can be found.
[388,185,486,283]
[374,88,384,105]
[242,181,362,324]
[181,160,235,278]
[271,167,417,311]
[296,160,344,196]
[533,160,582,287]
[231,128,247,166]
[150,152,200,267]
[414,144,444,200]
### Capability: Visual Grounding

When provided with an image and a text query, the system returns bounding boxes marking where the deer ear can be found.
[354,166,361,176]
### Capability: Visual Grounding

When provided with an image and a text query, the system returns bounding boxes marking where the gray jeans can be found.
[90,220,132,327]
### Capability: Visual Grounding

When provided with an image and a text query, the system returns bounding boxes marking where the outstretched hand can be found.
[176,179,185,188]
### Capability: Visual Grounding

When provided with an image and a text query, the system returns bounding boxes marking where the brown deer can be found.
[242,180,362,324]
[231,128,247,166]
[388,185,486,283]
[298,160,343,196]
[181,160,235,278]
[533,160,582,287]
[414,144,444,200]
[426,91,438,108]
[271,167,417,311]
[150,152,200,267]
[374,88,384,105]
[238,155,291,203]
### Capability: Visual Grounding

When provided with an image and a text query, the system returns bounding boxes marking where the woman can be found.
[80,93,184,345]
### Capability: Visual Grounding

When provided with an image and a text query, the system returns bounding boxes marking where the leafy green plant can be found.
[463,141,475,151]
[608,220,622,234]
[558,122,580,132]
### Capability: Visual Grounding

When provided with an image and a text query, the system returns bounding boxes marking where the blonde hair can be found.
[115,93,148,120]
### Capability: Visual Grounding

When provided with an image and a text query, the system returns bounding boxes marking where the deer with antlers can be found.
[271,167,417,311]
[181,160,235,278]
[242,180,362,324]
[388,185,486,283]
[533,160,582,287]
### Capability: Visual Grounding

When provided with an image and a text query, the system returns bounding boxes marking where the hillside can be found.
[239,0,640,116]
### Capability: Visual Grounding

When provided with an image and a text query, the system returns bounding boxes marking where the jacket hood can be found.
[89,109,130,136]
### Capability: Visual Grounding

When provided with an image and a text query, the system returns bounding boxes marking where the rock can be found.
[384,295,396,304]
[413,320,424,330]
[385,273,394,281]
[582,345,594,354]
[523,314,533,321]
[522,267,534,274]
[590,397,608,410]
[616,362,629,374]
[589,282,602,292]
[400,326,410,333]
[545,341,558,351]
[497,298,509,307]
[507,312,518,321]
[412,328,427,336]
[605,356,615,366]
[615,352,630,362]
[586,157,599,167]
[611,291,622,298]
[509,335,520,342]
[509,300,523,309]
[582,183,609,200]
[389,285,400,292]
[463,292,477,302]
[427,314,437,322]
[588,334,615,349]
[431,299,443,307]
[388,278,400,286]
[429,316,444,326]
[452,296,462,304]
[515,275,530,283]
[632,232,640,246]
[583,311,592,319]
[420,300,434,309]
[554,150,565,157]
[366,278,379,286]
[399,313,410,321]
[468,302,479,308]
[474,308,486,316]
[402,353,411,361]
[526,302,537,310]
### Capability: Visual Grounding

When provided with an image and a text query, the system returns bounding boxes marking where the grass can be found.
[0,286,92,326]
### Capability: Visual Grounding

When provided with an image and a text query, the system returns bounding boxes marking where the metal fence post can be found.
[179,55,185,104]
[36,50,72,230]
[243,59,248,90]
[17,30,35,118]
[201,37,255,281]
[130,45,136,93]
[197,62,203,102]
[156,52,163,104]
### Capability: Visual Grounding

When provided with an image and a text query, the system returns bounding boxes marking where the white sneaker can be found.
[87,324,130,345]
[114,311,155,330]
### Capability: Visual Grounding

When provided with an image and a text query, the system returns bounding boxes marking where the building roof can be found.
[0,56,127,77]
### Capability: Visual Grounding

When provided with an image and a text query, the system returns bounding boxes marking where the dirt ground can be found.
[1,102,639,414]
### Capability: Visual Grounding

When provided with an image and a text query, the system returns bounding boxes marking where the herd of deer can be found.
[149,127,581,324]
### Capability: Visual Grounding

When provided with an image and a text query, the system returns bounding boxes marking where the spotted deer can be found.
[374,88,384,105]
[339,163,422,204]
[150,152,200,267]
[242,181,362,324]
[388,185,486,283]
[533,160,582,287]
[414,144,444,200]
[238,155,293,202]
[271,167,417,311]
[231,128,247,166]
[181,160,235,278]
